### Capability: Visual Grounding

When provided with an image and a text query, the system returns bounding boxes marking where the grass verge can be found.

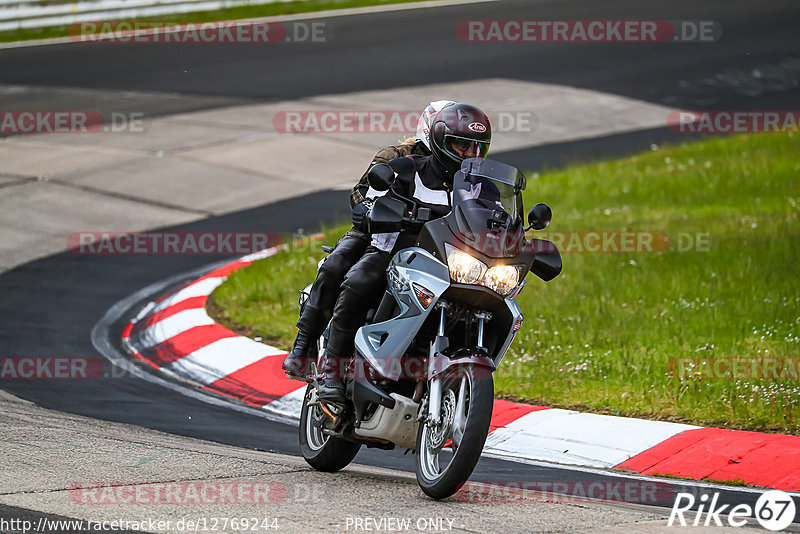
[210,131,800,433]
[0,0,428,43]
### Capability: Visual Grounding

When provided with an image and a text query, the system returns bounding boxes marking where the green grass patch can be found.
[0,0,428,43]
[645,473,753,487]
[704,478,751,487]
[211,131,800,433]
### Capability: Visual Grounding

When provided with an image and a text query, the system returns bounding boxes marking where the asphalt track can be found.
[1,0,799,522]
[1,0,799,113]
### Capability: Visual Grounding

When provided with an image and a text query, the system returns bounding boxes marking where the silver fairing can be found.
[354,248,449,381]
[354,246,525,379]
[495,296,523,368]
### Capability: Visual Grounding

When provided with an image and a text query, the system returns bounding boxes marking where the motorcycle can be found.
[296,157,561,499]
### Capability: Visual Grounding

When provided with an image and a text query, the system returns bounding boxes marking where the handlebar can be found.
[367,195,429,234]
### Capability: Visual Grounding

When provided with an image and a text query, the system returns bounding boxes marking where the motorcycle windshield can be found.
[448,158,527,258]
[453,158,524,219]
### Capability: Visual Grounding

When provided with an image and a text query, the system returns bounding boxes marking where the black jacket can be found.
[371,154,452,254]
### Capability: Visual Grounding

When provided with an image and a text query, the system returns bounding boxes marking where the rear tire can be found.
[415,365,493,499]
[298,385,360,472]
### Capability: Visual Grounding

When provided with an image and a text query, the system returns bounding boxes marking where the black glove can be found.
[351,199,374,232]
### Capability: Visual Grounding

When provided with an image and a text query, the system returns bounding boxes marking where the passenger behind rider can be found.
[282,100,456,378]
[316,102,493,401]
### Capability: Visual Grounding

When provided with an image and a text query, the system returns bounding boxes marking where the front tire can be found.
[415,364,494,499]
[299,385,360,471]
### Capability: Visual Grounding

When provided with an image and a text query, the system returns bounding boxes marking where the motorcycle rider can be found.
[317,102,493,401]
[282,100,456,378]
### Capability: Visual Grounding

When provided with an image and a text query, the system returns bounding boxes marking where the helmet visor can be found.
[444,134,490,160]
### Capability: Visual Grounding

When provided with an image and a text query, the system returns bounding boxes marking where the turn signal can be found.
[412,283,435,309]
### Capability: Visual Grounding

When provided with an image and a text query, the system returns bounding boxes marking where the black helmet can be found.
[429,102,491,177]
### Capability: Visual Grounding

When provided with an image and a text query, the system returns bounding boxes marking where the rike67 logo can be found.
[668,490,796,531]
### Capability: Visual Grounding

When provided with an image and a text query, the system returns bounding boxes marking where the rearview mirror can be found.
[527,203,552,230]
[367,163,395,191]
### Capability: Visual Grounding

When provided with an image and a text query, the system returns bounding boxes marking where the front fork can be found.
[426,303,491,425]
[426,304,448,425]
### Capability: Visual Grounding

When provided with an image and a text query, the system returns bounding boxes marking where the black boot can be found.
[283,304,327,379]
[281,330,316,379]
[317,355,345,402]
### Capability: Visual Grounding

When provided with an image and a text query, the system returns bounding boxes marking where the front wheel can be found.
[415,364,494,499]
[299,385,360,471]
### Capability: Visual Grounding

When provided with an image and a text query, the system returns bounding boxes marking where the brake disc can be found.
[427,389,456,453]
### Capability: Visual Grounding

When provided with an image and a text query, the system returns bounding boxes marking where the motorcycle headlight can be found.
[482,265,520,296]
[446,244,487,284]
[445,243,523,296]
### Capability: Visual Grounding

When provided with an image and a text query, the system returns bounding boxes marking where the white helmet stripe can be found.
[415,99,455,150]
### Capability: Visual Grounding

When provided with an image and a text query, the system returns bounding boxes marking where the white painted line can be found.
[2,0,232,22]
[92,262,298,427]
[484,408,698,468]
[262,385,305,420]
[238,245,284,263]
[152,276,224,312]
[135,307,215,348]
[165,335,286,384]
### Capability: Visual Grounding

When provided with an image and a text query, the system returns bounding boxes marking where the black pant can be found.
[324,247,392,362]
[296,234,369,336]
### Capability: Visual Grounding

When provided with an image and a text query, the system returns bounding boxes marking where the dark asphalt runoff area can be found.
[1,0,799,518]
